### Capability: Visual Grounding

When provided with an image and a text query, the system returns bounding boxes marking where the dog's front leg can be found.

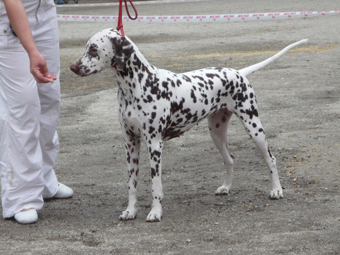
[146,140,164,222]
[119,138,141,220]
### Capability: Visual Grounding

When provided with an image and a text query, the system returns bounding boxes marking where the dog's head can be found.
[70,28,134,76]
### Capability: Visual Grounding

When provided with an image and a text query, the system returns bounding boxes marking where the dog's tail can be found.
[239,39,308,77]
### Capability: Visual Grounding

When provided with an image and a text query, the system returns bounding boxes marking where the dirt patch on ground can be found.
[1,0,340,254]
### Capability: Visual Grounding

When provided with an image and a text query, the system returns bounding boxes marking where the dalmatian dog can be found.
[70,28,307,222]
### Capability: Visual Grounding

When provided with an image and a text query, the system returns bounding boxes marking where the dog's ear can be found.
[110,37,134,69]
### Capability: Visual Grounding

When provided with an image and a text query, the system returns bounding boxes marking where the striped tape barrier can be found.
[57,10,340,23]
[56,0,212,8]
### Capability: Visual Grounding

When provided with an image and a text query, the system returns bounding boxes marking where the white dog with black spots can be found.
[70,28,307,222]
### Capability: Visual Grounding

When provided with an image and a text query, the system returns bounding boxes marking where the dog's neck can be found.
[115,44,159,100]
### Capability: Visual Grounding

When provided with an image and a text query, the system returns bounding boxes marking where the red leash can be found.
[116,0,138,37]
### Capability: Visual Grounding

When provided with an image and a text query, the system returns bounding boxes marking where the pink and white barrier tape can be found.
[57,10,339,23]
[56,0,211,8]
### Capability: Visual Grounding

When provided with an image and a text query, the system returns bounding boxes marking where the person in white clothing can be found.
[0,0,73,224]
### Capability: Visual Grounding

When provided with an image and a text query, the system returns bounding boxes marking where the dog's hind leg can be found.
[235,108,283,199]
[208,110,235,195]
[119,138,141,220]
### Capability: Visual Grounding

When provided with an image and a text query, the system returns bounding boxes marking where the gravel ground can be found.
[1,0,340,254]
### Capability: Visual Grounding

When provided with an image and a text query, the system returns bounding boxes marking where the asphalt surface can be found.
[1,0,340,254]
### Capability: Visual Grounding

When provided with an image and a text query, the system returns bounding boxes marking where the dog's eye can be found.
[89,48,98,54]
[88,48,99,59]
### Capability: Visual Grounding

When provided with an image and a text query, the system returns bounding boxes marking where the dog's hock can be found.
[110,37,134,69]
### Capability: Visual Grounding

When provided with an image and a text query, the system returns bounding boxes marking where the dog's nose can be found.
[70,64,80,74]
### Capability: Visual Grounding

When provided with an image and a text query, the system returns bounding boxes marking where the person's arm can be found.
[3,0,56,83]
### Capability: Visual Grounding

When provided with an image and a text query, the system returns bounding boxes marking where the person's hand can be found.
[28,50,56,83]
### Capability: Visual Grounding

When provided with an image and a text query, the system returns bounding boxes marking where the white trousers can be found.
[0,0,60,218]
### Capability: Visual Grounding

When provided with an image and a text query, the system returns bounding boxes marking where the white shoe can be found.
[14,209,38,224]
[53,183,74,199]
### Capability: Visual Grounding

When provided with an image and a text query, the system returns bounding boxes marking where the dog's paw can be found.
[269,189,283,200]
[146,213,162,222]
[146,208,162,222]
[119,210,137,221]
[214,185,231,195]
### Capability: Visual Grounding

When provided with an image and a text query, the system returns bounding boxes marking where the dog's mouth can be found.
[75,71,98,77]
